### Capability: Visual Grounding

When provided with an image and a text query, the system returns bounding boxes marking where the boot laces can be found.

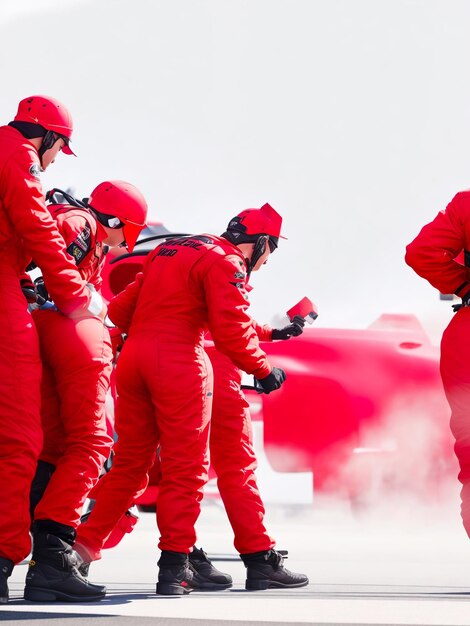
[191,547,208,563]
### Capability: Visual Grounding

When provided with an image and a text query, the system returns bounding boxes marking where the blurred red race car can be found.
[100,225,456,511]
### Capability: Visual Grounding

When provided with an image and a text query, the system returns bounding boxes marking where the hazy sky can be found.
[1,0,468,337]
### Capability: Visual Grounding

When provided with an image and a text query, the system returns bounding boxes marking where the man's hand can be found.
[272,315,306,340]
[70,285,108,321]
[95,300,108,321]
[86,284,107,321]
[254,367,286,394]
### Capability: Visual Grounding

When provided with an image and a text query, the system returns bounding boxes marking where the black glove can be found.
[452,290,470,312]
[272,315,306,340]
[254,367,286,394]
[21,285,38,304]
[20,276,46,305]
[34,277,49,305]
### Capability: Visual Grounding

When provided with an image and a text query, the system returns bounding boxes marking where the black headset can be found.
[38,131,59,163]
[247,235,269,276]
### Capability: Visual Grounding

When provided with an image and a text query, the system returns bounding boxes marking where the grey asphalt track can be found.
[3,490,470,626]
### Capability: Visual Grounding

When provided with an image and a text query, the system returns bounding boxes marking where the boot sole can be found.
[192,582,232,591]
[156,582,192,596]
[24,586,106,602]
[246,579,309,590]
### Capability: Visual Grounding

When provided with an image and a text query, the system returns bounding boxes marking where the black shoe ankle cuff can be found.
[158,550,189,566]
[240,549,272,564]
[32,520,76,545]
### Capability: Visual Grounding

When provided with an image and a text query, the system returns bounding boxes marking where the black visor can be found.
[90,207,124,229]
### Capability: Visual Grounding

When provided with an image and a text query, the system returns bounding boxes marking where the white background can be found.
[1,0,468,338]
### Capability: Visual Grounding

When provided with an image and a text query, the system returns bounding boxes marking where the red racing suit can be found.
[31,205,114,529]
[76,234,273,557]
[405,190,470,537]
[0,125,94,564]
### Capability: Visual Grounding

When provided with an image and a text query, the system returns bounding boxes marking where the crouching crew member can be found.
[26,181,147,602]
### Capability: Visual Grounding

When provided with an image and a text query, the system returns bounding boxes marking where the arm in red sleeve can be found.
[405,191,470,297]
[200,254,272,379]
[252,320,273,342]
[0,147,92,316]
[58,213,93,266]
[58,212,104,292]
[107,271,145,333]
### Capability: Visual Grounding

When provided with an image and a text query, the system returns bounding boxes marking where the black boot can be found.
[24,522,106,602]
[0,557,13,603]
[156,550,195,595]
[241,549,309,590]
[189,546,232,590]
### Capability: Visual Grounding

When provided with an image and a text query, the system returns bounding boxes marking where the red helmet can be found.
[225,203,284,251]
[230,203,283,237]
[14,95,75,154]
[88,180,148,253]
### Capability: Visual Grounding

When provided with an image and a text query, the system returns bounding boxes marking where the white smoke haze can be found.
[326,401,458,508]
[327,389,456,508]
[249,353,462,529]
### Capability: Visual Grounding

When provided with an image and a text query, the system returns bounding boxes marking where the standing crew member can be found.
[406,190,470,539]
[204,309,307,590]
[81,286,308,591]
[75,204,296,595]
[26,181,147,603]
[0,95,106,604]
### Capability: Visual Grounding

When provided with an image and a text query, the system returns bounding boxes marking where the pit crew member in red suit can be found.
[25,181,147,602]
[204,308,306,590]
[75,204,305,595]
[406,190,470,540]
[0,95,108,604]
